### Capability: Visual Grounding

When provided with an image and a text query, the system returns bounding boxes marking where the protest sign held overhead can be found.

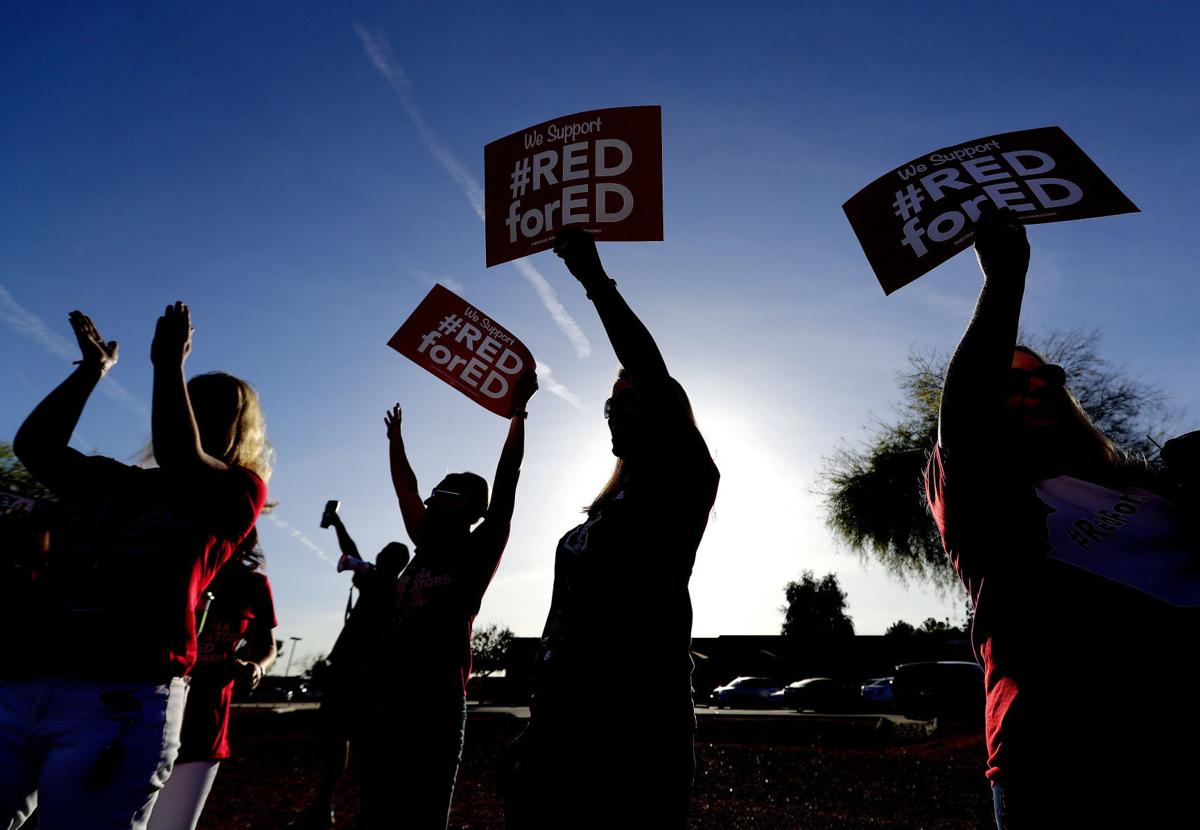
[484,105,663,267]
[843,127,1139,294]
[388,284,535,418]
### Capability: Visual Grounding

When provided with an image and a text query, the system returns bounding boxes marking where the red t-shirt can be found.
[34,456,267,681]
[380,521,509,699]
[925,442,1199,795]
[179,562,276,762]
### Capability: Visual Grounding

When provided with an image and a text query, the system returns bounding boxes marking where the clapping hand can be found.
[151,301,194,367]
[68,311,119,374]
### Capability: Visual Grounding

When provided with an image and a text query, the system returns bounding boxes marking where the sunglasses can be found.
[431,487,462,499]
[1005,364,1066,394]
[603,390,641,420]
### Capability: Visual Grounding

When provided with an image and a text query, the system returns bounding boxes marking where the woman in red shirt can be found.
[926,207,1199,827]
[0,302,270,830]
[146,528,277,830]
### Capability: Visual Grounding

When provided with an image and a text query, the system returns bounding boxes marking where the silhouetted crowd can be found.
[1,221,1197,830]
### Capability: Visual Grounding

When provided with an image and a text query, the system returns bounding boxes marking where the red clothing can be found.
[925,442,1199,794]
[29,457,266,681]
[381,523,508,699]
[179,562,276,762]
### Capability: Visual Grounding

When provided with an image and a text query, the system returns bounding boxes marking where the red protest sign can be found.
[387,285,535,418]
[843,127,1139,294]
[484,105,663,267]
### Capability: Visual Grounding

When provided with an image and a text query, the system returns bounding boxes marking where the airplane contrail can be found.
[355,25,592,360]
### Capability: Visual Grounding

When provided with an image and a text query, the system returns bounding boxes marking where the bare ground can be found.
[200,708,993,830]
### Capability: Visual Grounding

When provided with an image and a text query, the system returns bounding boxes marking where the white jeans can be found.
[145,761,220,830]
[0,677,187,830]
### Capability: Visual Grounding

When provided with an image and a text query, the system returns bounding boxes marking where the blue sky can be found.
[3,2,1198,670]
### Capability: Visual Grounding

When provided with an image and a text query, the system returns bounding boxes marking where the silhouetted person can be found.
[0,303,269,830]
[355,369,537,830]
[286,507,410,830]
[503,229,719,830]
[147,528,277,830]
[926,206,1200,827]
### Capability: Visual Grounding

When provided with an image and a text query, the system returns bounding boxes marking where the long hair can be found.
[186,372,273,482]
[1013,345,1149,482]
[584,368,699,515]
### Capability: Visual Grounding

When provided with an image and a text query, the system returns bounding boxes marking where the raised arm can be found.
[150,302,230,475]
[938,206,1030,455]
[385,404,426,547]
[13,311,119,491]
[326,511,362,561]
[483,369,538,528]
[554,228,670,393]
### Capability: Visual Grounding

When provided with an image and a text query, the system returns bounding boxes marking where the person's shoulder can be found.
[84,453,144,480]
[225,466,269,507]
[471,517,511,548]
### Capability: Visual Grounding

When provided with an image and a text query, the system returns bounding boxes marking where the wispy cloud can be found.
[0,285,149,422]
[535,360,585,410]
[354,25,592,360]
[264,513,335,564]
[511,259,592,359]
[408,267,466,296]
[0,286,329,560]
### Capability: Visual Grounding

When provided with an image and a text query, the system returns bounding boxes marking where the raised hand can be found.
[384,403,403,441]
[68,310,119,374]
[553,227,608,289]
[973,205,1030,283]
[511,367,539,416]
[151,301,194,366]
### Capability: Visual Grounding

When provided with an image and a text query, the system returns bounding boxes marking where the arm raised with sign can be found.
[482,369,538,529]
[553,228,671,394]
[385,403,427,547]
[938,206,1030,460]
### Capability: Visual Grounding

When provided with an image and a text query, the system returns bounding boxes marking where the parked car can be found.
[709,676,783,708]
[771,677,858,712]
[238,676,314,703]
[892,661,983,720]
[860,676,895,706]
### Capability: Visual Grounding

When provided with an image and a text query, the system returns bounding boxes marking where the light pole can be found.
[284,636,303,677]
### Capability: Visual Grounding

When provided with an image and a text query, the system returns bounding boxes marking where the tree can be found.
[884,620,916,638]
[780,571,854,641]
[819,329,1171,590]
[471,623,515,678]
[0,441,55,502]
[299,652,327,678]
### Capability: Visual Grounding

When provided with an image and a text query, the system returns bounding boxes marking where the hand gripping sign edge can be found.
[843,126,1139,294]
[387,284,536,418]
[483,105,664,267]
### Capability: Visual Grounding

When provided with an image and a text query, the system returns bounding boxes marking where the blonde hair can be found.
[187,372,273,481]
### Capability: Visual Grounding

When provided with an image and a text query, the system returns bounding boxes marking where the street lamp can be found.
[284,636,303,677]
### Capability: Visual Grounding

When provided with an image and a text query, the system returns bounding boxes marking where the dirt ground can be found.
[200,708,993,830]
